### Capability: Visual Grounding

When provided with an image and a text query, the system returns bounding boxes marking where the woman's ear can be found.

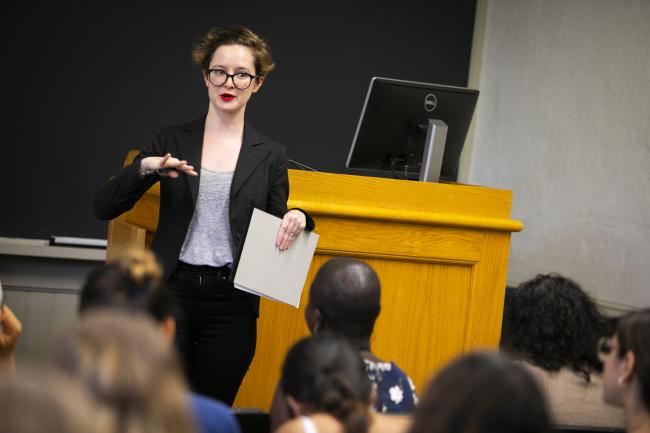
[203,71,211,88]
[252,75,265,93]
[311,307,324,333]
[620,350,636,384]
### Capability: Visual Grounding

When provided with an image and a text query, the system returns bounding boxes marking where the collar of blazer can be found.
[179,115,272,204]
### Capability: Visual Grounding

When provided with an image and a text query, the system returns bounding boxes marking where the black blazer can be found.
[94,115,314,313]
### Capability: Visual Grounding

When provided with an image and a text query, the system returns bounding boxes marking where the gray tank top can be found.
[179,168,235,267]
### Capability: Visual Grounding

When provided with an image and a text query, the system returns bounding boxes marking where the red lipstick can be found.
[220,93,235,102]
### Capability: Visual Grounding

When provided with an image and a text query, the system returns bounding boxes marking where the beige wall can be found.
[462,0,650,312]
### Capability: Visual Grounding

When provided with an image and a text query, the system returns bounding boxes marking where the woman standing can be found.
[95,26,314,405]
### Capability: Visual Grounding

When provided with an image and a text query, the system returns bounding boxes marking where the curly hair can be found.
[192,26,275,77]
[500,274,611,382]
[281,333,371,433]
[614,308,650,412]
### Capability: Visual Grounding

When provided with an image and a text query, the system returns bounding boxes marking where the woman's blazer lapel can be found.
[231,123,271,198]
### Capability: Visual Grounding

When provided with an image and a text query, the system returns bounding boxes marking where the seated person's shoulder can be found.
[364,360,417,413]
[370,413,413,433]
[190,393,241,433]
[278,415,343,433]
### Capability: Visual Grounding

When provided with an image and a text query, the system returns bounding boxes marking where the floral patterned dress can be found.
[364,359,417,413]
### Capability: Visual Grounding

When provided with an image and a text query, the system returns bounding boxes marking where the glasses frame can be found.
[206,69,260,90]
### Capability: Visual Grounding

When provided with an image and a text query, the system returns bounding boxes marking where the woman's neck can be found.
[625,393,650,433]
[206,104,245,135]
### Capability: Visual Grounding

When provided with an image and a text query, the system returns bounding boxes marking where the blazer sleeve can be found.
[266,146,315,231]
[93,129,167,221]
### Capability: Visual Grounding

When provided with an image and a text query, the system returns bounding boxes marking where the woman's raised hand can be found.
[140,153,198,178]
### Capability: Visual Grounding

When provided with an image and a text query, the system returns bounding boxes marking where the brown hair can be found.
[192,26,275,77]
[615,308,650,412]
[50,311,195,433]
[410,352,552,433]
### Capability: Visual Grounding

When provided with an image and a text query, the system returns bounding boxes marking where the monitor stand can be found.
[419,119,448,183]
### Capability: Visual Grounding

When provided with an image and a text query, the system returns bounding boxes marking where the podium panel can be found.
[106,160,522,410]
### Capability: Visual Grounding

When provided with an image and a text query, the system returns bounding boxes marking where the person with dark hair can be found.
[79,249,241,433]
[278,333,411,433]
[601,308,650,433]
[305,258,416,413]
[94,25,314,404]
[409,352,553,433]
[500,273,625,428]
[271,258,415,431]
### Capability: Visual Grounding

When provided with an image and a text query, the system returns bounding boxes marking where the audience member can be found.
[0,369,110,433]
[0,303,22,374]
[271,258,416,430]
[409,352,552,433]
[79,249,241,433]
[501,273,626,428]
[50,310,197,433]
[277,333,411,433]
[306,258,416,411]
[602,308,650,433]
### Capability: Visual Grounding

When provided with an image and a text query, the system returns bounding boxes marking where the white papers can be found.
[233,208,319,308]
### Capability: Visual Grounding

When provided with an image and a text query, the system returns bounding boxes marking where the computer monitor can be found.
[346,77,479,182]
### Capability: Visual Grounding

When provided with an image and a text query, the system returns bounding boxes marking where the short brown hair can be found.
[192,26,275,77]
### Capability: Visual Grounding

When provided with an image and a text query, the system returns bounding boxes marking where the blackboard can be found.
[2,0,476,240]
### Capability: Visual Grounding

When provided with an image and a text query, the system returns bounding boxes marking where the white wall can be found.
[465,0,650,311]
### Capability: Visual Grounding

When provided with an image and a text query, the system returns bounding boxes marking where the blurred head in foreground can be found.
[281,332,373,433]
[410,352,552,433]
[0,369,109,433]
[49,310,195,433]
[80,248,176,340]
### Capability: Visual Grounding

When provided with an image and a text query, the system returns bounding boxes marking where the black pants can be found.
[168,261,257,406]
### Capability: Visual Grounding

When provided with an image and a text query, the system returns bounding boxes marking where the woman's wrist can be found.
[138,157,156,178]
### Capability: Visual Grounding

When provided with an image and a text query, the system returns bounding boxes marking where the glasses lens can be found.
[209,70,227,86]
[233,73,253,89]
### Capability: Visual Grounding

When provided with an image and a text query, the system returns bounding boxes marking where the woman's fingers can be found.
[276,211,307,251]
[157,155,198,177]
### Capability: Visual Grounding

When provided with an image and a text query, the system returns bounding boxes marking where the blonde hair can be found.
[50,311,195,433]
[111,248,162,284]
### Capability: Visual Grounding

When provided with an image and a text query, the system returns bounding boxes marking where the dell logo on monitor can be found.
[424,93,437,112]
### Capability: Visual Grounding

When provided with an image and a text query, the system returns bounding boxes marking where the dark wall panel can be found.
[2,0,476,239]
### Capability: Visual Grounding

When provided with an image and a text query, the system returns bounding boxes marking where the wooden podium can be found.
[107,157,523,410]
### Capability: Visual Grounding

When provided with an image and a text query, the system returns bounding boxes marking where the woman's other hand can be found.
[275,210,307,251]
[139,153,198,178]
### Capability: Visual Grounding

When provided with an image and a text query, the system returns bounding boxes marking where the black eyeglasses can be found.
[207,69,259,90]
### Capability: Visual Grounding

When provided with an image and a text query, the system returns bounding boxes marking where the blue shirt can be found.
[364,360,418,413]
[189,393,241,433]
